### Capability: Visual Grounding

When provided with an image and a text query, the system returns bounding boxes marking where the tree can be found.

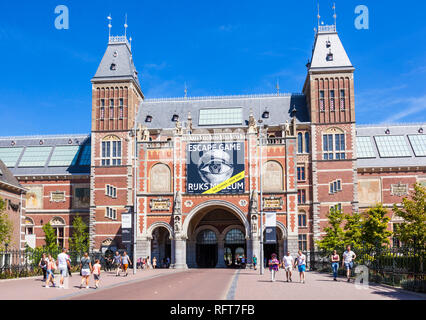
[42,223,58,252]
[69,215,89,253]
[0,197,13,250]
[317,208,345,253]
[360,204,392,250]
[343,212,363,248]
[393,183,426,248]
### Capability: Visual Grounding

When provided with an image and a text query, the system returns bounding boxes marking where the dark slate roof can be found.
[356,123,426,169]
[92,37,141,90]
[136,94,309,130]
[0,134,91,177]
[0,160,24,191]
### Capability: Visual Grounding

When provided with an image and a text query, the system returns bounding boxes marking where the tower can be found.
[303,22,358,246]
[90,23,144,251]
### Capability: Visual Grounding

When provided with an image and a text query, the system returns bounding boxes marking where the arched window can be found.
[263,161,283,192]
[298,133,303,153]
[305,132,310,153]
[101,135,121,166]
[50,217,66,249]
[225,229,245,244]
[150,163,171,193]
[196,230,217,244]
[24,217,34,235]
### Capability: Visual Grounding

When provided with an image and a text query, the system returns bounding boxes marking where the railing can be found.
[307,245,425,292]
[318,25,337,33]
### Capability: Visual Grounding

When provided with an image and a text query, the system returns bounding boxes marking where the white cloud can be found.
[381,95,426,123]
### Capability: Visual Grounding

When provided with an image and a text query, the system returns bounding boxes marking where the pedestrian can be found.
[92,259,101,289]
[79,252,92,289]
[142,258,146,269]
[38,253,48,282]
[342,245,356,283]
[45,255,57,288]
[252,255,257,270]
[282,251,294,282]
[146,256,151,269]
[295,250,306,284]
[166,257,170,268]
[57,248,71,288]
[112,251,122,276]
[152,256,157,269]
[268,253,280,282]
[121,251,132,276]
[331,250,340,281]
[241,256,246,269]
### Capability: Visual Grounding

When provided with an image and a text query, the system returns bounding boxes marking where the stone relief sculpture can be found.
[284,120,291,136]
[174,191,182,215]
[248,112,257,134]
[250,189,258,214]
[251,214,258,233]
[174,216,182,233]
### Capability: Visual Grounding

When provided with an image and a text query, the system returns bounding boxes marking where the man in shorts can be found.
[56,248,71,289]
[282,251,294,282]
[113,251,122,276]
[121,251,132,276]
[295,250,306,284]
[342,245,356,283]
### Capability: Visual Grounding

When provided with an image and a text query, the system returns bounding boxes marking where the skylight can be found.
[18,146,52,167]
[49,146,80,167]
[374,136,411,158]
[408,135,426,157]
[0,147,24,167]
[78,145,91,166]
[199,108,243,126]
[356,137,376,158]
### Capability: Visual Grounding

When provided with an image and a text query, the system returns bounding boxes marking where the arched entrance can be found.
[224,229,246,268]
[183,201,250,268]
[263,225,286,267]
[196,230,218,268]
[150,226,172,268]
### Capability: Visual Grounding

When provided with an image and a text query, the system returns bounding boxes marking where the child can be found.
[93,259,101,289]
[268,253,280,282]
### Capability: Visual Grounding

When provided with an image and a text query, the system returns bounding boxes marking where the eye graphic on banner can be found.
[187,142,245,194]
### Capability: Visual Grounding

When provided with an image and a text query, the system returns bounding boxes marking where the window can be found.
[298,212,307,227]
[330,90,335,111]
[119,99,124,119]
[319,91,325,112]
[100,99,105,119]
[298,133,303,153]
[101,136,122,166]
[323,133,346,160]
[109,99,114,118]
[50,217,66,249]
[106,185,117,198]
[329,180,342,194]
[297,166,306,181]
[298,190,306,204]
[298,234,307,251]
[340,90,346,110]
[106,207,117,220]
[330,203,342,212]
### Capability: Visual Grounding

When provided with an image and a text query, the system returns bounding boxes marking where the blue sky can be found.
[0,0,425,136]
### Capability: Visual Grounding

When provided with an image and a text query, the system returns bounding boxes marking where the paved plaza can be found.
[0,268,424,300]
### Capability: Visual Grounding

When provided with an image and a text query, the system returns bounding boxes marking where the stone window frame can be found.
[101,135,122,166]
[297,132,311,154]
[297,165,306,182]
[297,189,306,204]
[105,207,117,220]
[105,184,117,199]
[329,179,342,194]
[298,211,307,228]
[322,127,346,161]
[298,234,308,251]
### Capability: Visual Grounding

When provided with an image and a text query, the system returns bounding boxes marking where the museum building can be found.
[0,23,425,268]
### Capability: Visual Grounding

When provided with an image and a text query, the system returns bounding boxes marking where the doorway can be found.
[224,229,246,268]
[196,230,218,268]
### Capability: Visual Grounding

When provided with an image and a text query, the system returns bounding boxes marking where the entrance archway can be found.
[196,229,218,268]
[262,223,287,267]
[224,229,246,268]
[150,226,172,268]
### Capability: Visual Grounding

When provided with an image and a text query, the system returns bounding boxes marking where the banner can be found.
[186,142,245,194]
[122,213,132,244]
[265,212,276,244]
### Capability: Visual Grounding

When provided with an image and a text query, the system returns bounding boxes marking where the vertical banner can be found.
[186,142,245,194]
[121,213,132,244]
[265,212,277,244]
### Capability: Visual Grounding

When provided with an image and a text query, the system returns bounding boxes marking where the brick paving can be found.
[0,268,424,300]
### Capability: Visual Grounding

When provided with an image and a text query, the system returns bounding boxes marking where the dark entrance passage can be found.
[224,229,246,268]
[196,230,218,268]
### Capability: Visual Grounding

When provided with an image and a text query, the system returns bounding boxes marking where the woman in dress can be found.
[268,253,280,282]
[79,252,92,289]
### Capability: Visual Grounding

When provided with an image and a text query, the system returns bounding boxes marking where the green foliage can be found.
[42,223,58,252]
[360,204,392,250]
[393,183,426,248]
[69,215,89,253]
[344,212,363,248]
[316,208,345,253]
[0,197,13,250]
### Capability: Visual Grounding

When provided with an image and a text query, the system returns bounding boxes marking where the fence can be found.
[307,245,425,292]
[0,249,115,279]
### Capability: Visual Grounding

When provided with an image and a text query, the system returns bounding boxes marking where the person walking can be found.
[45,255,57,288]
[268,253,280,282]
[79,252,92,289]
[146,256,151,269]
[92,259,101,289]
[112,251,122,276]
[282,251,294,282]
[57,248,71,288]
[331,250,340,281]
[152,256,157,269]
[295,250,306,284]
[342,245,356,283]
[39,253,48,282]
[121,251,132,276]
[252,255,258,271]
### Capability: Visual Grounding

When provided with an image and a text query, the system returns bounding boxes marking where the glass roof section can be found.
[199,108,243,126]
[18,147,53,167]
[0,147,24,167]
[49,146,80,167]
[374,136,411,158]
[356,137,376,159]
[78,145,91,166]
[408,135,426,157]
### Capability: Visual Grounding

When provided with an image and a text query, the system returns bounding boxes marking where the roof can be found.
[0,160,24,191]
[136,93,309,130]
[356,123,426,169]
[92,36,141,91]
[309,25,353,71]
[0,134,91,177]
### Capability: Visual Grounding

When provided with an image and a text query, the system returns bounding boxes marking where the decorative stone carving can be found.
[175,120,183,135]
[250,190,258,214]
[251,214,258,233]
[50,217,65,226]
[150,198,171,211]
[239,199,248,207]
[174,215,182,233]
[174,191,182,215]
[184,200,193,208]
[391,183,409,197]
[248,112,257,134]
[284,120,291,136]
